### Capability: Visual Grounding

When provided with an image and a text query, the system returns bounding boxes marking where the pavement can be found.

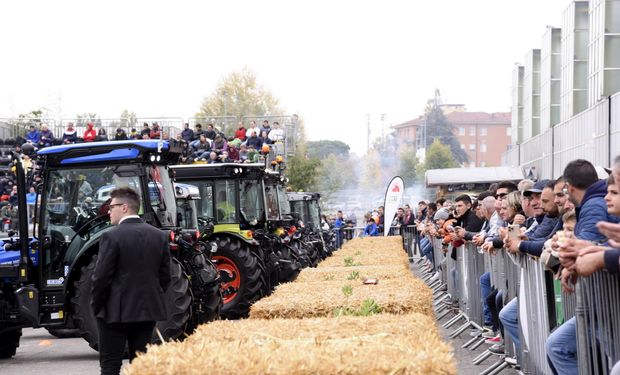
[0,328,129,375]
[410,261,520,375]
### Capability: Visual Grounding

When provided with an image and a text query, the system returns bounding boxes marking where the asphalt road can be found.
[0,328,130,375]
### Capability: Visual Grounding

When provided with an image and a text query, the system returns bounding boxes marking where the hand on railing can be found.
[558,235,591,270]
[504,236,521,255]
[481,241,496,255]
[574,245,607,276]
[472,233,485,246]
[560,268,577,293]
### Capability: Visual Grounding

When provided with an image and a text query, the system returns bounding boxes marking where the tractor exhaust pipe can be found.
[13,145,31,281]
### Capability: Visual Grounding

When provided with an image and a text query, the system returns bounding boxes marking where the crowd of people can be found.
[413,158,620,374]
[0,119,287,232]
[21,119,286,165]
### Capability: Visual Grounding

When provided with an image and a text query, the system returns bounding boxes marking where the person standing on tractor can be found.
[90,187,171,375]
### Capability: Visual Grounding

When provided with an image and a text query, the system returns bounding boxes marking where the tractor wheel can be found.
[46,328,80,338]
[212,236,264,319]
[277,244,302,283]
[46,316,80,338]
[152,259,192,343]
[72,255,192,350]
[0,327,21,359]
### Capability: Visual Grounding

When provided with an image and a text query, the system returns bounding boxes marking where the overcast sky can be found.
[0,0,565,154]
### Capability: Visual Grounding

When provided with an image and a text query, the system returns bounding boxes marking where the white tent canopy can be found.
[425,166,524,187]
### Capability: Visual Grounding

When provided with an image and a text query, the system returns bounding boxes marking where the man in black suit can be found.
[91,187,171,375]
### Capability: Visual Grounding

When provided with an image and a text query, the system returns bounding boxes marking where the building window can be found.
[507,127,512,136]
[469,144,476,151]
[460,144,465,149]
[480,144,487,153]
[480,127,487,136]
[469,127,476,136]
[458,127,465,136]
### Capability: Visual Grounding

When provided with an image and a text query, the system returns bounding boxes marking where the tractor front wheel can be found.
[212,236,264,319]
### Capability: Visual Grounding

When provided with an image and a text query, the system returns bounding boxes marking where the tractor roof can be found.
[37,140,182,166]
[172,163,268,179]
[286,191,321,201]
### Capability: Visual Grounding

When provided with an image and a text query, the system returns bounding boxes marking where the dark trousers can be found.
[97,319,155,375]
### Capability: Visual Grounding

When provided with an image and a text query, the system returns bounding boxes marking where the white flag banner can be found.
[383,176,405,237]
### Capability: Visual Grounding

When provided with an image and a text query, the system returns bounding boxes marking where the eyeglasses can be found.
[495,192,508,199]
[108,203,124,211]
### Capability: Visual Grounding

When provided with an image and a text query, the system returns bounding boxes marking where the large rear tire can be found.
[0,327,21,359]
[212,235,264,319]
[71,255,192,350]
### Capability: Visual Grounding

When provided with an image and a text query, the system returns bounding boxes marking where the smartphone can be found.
[507,224,520,240]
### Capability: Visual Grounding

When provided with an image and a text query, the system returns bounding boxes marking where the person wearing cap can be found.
[521,179,558,240]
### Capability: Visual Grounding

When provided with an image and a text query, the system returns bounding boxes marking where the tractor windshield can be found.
[239,179,264,225]
[308,199,321,232]
[276,185,292,217]
[264,183,279,220]
[42,166,143,241]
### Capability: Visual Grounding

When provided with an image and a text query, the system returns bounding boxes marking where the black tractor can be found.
[0,140,219,359]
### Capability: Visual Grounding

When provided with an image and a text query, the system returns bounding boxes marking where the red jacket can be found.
[83,124,96,142]
[235,127,247,141]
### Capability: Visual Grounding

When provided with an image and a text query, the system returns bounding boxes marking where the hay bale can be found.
[320,237,409,268]
[297,264,411,283]
[124,314,456,375]
[249,277,432,319]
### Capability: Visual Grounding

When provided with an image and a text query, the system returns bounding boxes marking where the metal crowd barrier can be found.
[576,271,620,375]
[413,233,620,375]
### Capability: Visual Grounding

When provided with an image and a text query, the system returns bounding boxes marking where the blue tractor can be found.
[0,140,220,358]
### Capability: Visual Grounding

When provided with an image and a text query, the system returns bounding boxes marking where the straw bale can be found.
[124,314,456,375]
[249,277,432,319]
[320,237,409,268]
[296,264,411,283]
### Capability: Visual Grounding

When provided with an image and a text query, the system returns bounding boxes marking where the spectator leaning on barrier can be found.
[363,217,379,237]
[545,159,620,375]
[499,180,561,358]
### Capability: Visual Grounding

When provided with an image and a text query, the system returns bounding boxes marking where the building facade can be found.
[392,107,511,168]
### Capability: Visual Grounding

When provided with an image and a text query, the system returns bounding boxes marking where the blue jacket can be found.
[519,217,563,257]
[575,179,620,241]
[334,217,345,229]
[364,222,378,236]
[527,215,558,242]
[26,130,40,143]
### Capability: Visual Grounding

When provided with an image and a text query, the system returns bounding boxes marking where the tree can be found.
[315,154,359,199]
[424,138,459,170]
[287,154,321,192]
[197,68,282,119]
[306,140,350,159]
[422,90,468,164]
[398,150,420,186]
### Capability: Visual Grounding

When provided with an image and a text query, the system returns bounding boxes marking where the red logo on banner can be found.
[392,185,400,193]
